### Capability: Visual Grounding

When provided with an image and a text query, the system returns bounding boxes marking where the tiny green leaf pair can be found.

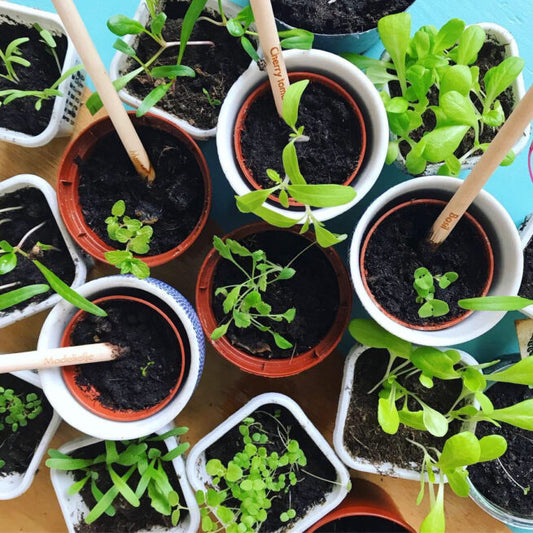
[413,267,458,318]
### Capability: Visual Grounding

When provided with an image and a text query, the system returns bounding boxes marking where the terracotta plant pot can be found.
[196,223,352,377]
[360,198,494,331]
[60,295,186,422]
[57,112,211,267]
[307,479,415,533]
[234,72,367,207]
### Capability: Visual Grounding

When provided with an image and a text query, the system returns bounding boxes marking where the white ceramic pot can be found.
[333,344,478,481]
[216,49,388,223]
[349,176,523,346]
[0,174,87,329]
[389,23,529,176]
[186,392,351,532]
[0,2,85,147]
[109,0,255,141]
[37,275,205,440]
[50,424,200,533]
[519,213,533,318]
[0,370,61,500]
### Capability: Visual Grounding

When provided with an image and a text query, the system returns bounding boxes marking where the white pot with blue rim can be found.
[37,275,205,441]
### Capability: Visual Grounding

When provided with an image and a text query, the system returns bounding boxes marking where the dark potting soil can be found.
[0,374,53,476]
[343,349,464,472]
[0,21,67,136]
[123,0,253,130]
[205,404,338,532]
[71,439,188,533]
[394,39,515,164]
[316,515,408,533]
[0,187,76,315]
[363,202,491,327]
[271,0,414,34]
[469,382,533,518]
[70,299,181,411]
[76,125,205,256]
[519,239,533,299]
[212,230,340,359]
[240,80,364,191]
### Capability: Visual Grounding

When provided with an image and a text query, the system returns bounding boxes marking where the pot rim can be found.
[60,294,186,422]
[57,111,211,267]
[360,198,495,331]
[195,222,352,377]
[233,71,367,207]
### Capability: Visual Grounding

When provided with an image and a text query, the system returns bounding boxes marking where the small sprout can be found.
[202,88,221,107]
[413,267,458,318]
[0,37,30,84]
[34,23,61,73]
[140,359,155,377]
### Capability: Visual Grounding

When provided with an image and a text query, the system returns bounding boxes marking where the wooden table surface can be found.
[0,91,510,533]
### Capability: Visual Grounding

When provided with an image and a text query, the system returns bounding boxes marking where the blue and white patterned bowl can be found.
[37,275,205,441]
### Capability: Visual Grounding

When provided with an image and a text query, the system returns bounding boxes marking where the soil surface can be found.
[123,0,253,130]
[212,230,340,359]
[77,125,205,256]
[0,21,67,136]
[362,201,491,327]
[0,374,53,476]
[205,404,338,532]
[70,299,182,411]
[343,348,464,472]
[519,239,533,299]
[469,382,533,518]
[240,80,364,192]
[71,439,188,532]
[316,515,408,532]
[0,187,76,315]
[271,0,414,34]
[394,39,515,164]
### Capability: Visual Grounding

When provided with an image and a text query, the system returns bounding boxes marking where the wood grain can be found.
[0,89,509,532]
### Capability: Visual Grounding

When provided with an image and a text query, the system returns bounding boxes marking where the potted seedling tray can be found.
[109,0,257,140]
[0,174,87,329]
[519,213,533,318]
[49,425,200,533]
[0,370,60,500]
[186,392,350,532]
[196,223,352,377]
[0,2,85,147]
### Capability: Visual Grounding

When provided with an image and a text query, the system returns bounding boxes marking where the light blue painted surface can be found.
[8,0,533,528]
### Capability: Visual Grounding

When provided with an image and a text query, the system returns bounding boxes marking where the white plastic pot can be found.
[37,275,205,441]
[0,174,87,329]
[349,176,523,346]
[50,424,200,533]
[0,370,61,500]
[0,3,85,147]
[333,344,478,481]
[216,49,389,223]
[389,23,529,176]
[109,0,254,141]
[519,213,533,318]
[186,392,351,532]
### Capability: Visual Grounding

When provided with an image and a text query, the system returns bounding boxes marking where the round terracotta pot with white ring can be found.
[360,198,495,332]
[60,294,186,422]
[233,71,367,208]
[196,222,352,377]
[57,112,211,268]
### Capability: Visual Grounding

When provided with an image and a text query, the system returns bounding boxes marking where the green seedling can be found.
[344,14,523,175]
[0,220,105,316]
[0,37,30,83]
[349,318,533,533]
[211,236,299,350]
[46,427,190,526]
[196,411,307,532]
[235,80,357,248]
[202,87,221,107]
[413,267,458,318]
[140,359,155,377]
[34,23,61,72]
[458,295,533,311]
[104,200,153,279]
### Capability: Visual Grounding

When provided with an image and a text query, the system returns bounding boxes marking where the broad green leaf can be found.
[223,286,241,314]
[386,96,409,114]
[434,18,465,51]
[378,390,400,434]
[501,149,516,167]
[348,319,412,357]
[439,91,478,130]
[111,200,125,216]
[488,357,533,385]
[151,12,167,37]
[439,65,473,96]
[226,19,244,37]
[178,0,208,64]
[287,184,356,208]
[422,125,470,162]
[313,223,346,248]
[462,366,486,392]
[456,25,486,65]
[410,346,459,380]
[113,38,136,57]
[484,57,524,109]
[422,403,449,437]
[240,36,260,62]
[478,434,507,462]
[405,140,427,175]
[386,140,400,165]
[0,284,50,311]
[105,250,132,265]
[398,408,426,430]
[273,332,292,349]
[130,259,150,279]
[235,189,272,213]
[475,391,494,414]
[438,432,480,471]
[482,99,505,127]
[226,461,243,482]
[282,141,305,184]
[107,15,145,36]
[491,399,533,430]
[446,469,470,497]
[458,296,533,311]
[252,206,296,228]
[233,309,251,328]
[136,82,172,116]
[278,29,314,50]
[0,252,17,274]
[282,80,309,130]
[150,65,195,79]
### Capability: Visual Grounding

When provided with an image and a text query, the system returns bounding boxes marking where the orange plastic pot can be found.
[57,112,211,267]
[360,198,495,331]
[308,479,416,532]
[234,72,367,207]
[196,222,352,377]
[60,295,186,422]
